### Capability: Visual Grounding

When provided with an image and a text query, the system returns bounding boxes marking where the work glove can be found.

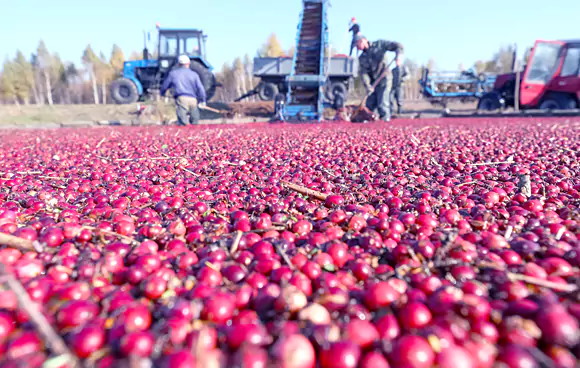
[199,102,207,108]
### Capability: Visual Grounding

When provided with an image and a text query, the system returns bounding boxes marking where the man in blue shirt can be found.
[161,54,207,125]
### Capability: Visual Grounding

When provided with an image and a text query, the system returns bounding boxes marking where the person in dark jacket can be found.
[349,17,361,56]
[390,64,409,114]
[355,34,404,122]
[161,54,207,125]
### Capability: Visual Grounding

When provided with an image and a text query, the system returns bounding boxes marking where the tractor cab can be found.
[478,39,580,111]
[519,40,580,109]
[156,29,208,71]
[110,26,217,105]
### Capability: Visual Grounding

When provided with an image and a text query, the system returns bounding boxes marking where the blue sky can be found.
[2,0,579,71]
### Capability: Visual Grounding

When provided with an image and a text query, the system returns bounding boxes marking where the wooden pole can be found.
[0,264,81,367]
[281,181,328,201]
[514,64,520,112]
[0,232,42,253]
[514,44,521,112]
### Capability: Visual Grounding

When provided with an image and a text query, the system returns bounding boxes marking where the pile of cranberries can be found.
[0,118,579,367]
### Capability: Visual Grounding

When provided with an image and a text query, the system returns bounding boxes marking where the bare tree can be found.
[233,58,247,100]
[243,54,256,101]
[36,41,54,105]
[82,45,100,104]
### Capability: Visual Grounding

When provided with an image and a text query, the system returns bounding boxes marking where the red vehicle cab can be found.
[478,39,580,110]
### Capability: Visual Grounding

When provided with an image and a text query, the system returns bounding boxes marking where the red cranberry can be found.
[319,340,361,368]
[389,335,435,368]
[398,302,433,330]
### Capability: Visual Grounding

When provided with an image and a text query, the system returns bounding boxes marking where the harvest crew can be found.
[160,54,207,125]
[355,35,404,122]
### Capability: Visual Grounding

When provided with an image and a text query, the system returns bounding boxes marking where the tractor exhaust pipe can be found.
[143,31,150,60]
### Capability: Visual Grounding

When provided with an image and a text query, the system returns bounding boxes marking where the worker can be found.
[390,63,409,115]
[160,54,207,125]
[349,18,361,56]
[355,34,404,122]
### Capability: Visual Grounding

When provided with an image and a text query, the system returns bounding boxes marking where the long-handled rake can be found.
[350,59,395,120]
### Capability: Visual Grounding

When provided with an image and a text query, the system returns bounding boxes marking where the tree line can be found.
[1,41,128,105]
[0,34,517,105]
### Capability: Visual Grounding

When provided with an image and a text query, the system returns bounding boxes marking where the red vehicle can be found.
[478,39,580,111]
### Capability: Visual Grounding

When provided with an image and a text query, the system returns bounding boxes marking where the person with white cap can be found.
[160,54,207,125]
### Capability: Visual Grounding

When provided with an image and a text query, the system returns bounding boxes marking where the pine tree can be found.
[0,59,18,104]
[13,51,34,104]
[260,33,284,57]
[109,44,125,75]
[82,45,100,104]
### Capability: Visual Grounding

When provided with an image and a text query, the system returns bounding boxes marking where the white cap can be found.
[178,54,190,65]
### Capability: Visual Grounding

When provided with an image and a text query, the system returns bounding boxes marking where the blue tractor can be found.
[110,28,217,104]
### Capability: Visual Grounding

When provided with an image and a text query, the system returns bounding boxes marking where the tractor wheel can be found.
[258,83,279,101]
[110,78,139,104]
[539,94,577,110]
[477,92,502,111]
[325,81,348,102]
[189,61,217,101]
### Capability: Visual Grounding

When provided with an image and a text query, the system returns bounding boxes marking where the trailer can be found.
[418,69,497,108]
[236,55,358,110]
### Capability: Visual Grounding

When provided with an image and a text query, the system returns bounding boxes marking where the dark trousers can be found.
[365,77,391,121]
[390,82,403,114]
[349,32,359,56]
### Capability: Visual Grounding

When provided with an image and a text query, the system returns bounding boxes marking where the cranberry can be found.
[389,335,435,368]
[319,340,361,368]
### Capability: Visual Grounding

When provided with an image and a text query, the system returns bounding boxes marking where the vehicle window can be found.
[561,47,580,77]
[180,36,201,56]
[525,42,562,84]
[159,35,178,57]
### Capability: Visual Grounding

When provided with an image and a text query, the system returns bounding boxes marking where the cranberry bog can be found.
[0,117,579,368]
